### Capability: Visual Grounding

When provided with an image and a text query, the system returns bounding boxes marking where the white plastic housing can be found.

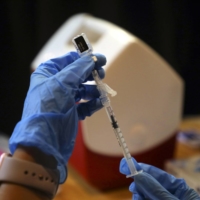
[31,13,184,156]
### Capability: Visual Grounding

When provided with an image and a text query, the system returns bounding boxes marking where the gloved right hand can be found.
[120,158,200,200]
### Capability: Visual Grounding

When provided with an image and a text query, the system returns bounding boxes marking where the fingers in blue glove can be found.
[55,53,106,87]
[119,157,142,175]
[86,67,105,81]
[138,163,200,200]
[120,158,200,200]
[93,53,107,69]
[75,84,102,102]
[120,158,178,199]
[133,172,179,200]
[32,52,106,88]
[76,98,103,120]
[35,51,80,76]
[86,53,106,81]
[129,182,143,200]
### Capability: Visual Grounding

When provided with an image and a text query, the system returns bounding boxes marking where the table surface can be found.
[54,117,200,200]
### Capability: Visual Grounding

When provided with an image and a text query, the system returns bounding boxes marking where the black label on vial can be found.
[74,36,89,53]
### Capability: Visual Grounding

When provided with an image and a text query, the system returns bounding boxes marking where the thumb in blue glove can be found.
[120,158,200,200]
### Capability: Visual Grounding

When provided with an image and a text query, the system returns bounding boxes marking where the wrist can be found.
[0,146,59,200]
[13,145,57,169]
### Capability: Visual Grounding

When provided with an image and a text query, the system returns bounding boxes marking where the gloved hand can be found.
[120,158,200,200]
[9,52,106,183]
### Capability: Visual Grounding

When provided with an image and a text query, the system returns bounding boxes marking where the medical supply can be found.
[120,158,200,200]
[72,33,141,177]
[177,130,200,148]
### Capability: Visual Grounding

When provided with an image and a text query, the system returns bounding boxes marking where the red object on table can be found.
[69,123,177,190]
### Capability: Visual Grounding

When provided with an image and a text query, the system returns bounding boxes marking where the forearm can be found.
[0,146,58,200]
[0,183,49,200]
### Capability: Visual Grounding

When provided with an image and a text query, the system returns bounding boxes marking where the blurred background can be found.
[0,0,200,136]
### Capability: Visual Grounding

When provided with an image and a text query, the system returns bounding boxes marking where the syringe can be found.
[72,33,142,177]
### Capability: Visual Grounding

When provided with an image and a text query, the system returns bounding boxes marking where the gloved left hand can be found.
[9,52,106,183]
[120,158,200,200]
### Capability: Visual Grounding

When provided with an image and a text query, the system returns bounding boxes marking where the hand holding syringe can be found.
[72,33,142,178]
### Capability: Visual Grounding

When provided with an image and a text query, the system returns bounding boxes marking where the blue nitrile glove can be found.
[120,158,200,200]
[9,52,106,183]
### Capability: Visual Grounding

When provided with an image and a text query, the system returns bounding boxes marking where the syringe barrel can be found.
[126,158,138,175]
[112,121,139,177]
[92,68,139,177]
[113,127,131,159]
[92,70,111,106]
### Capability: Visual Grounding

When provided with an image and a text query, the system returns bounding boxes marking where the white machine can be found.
[31,13,184,189]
